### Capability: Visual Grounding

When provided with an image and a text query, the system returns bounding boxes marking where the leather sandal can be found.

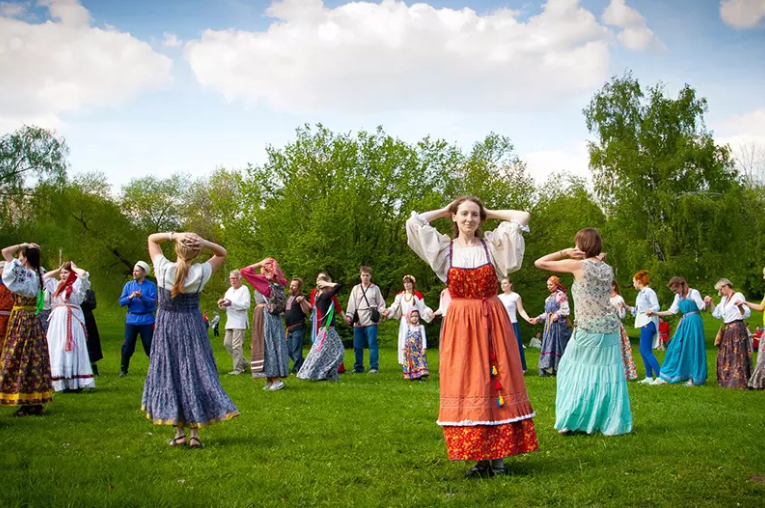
[166,435,187,446]
[464,462,493,478]
[188,437,205,448]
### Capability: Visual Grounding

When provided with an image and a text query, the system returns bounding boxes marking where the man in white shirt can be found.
[218,270,251,375]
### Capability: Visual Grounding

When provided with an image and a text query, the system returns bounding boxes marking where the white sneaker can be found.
[269,381,285,391]
[651,378,667,385]
[262,383,272,390]
[368,369,379,374]
[227,371,242,376]
[638,377,654,384]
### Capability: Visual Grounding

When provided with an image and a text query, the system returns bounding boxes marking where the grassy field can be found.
[1,309,764,508]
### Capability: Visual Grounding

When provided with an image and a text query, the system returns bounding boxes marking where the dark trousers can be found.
[122,323,154,373]
[213,325,220,337]
[287,325,306,373]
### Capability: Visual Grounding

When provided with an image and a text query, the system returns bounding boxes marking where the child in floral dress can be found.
[403,309,428,381]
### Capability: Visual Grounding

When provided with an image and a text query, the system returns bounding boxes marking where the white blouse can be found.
[44,273,91,307]
[1,258,42,297]
[498,292,520,323]
[405,212,526,283]
[712,292,751,324]
[667,288,705,314]
[154,254,213,294]
[610,294,627,319]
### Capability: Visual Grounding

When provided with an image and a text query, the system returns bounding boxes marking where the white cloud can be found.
[162,32,182,47]
[717,108,765,146]
[0,2,26,18]
[0,0,173,131]
[720,0,765,29]
[602,0,664,51]
[185,0,628,115]
[523,142,591,183]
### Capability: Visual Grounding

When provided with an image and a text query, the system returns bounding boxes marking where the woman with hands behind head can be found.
[141,232,239,449]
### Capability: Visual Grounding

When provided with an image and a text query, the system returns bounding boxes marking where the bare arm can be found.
[515,296,533,323]
[44,267,62,280]
[739,300,765,312]
[2,242,30,263]
[202,239,227,273]
[486,209,530,226]
[534,248,584,279]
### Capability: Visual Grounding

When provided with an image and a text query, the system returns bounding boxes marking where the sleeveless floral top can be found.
[571,259,620,334]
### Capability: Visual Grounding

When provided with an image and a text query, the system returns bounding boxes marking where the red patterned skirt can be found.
[0,300,53,406]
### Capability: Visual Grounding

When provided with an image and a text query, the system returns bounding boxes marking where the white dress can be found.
[45,274,95,391]
[387,292,433,364]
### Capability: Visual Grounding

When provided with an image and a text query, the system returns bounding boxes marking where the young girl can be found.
[658,318,670,350]
[402,309,428,381]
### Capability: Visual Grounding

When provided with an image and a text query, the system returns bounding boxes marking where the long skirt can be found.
[539,319,571,375]
[659,313,707,385]
[262,312,289,378]
[749,347,765,389]
[716,320,752,390]
[141,307,239,427]
[512,322,527,372]
[37,309,51,334]
[618,324,638,381]
[0,305,53,406]
[82,308,103,364]
[439,297,538,461]
[47,306,95,391]
[555,329,633,436]
[403,333,428,380]
[251,304,266,377]
[297,326,344,381]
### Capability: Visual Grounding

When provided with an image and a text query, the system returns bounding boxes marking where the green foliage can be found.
[585,73,746,302]
[121,173,190,234]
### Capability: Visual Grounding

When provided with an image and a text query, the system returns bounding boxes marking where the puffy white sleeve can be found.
[711,299,723,320]
[44,277,58,294]
[735,292,752,318]
[71,272,92,303]
[406,212,452,282]
[612,296,626,319]
[690,289,705,311]
[420,324,427,350]
[668,294,680,315]
[153,254,171,288]
[415,296,434,324]
[483,221,527,276]
[556,294,571,318]
[2,258,39,297]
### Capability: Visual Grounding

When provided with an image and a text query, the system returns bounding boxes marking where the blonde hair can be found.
[172,240,201,298]
[714,278,733,291]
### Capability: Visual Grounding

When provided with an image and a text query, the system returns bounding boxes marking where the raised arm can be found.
[43,267,62,280]
[2,242,32,263]
[534,248,584,280]
[418,204,452,224]
[485,209,530,227]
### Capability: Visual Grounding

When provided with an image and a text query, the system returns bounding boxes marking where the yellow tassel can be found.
[491,365,498,376]
[497,395,504,407]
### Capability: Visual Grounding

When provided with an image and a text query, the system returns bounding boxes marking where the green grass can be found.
[1,310,764,508]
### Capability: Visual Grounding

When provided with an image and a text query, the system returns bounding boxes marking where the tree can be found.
[121,174,190,233]
[584,73,745,300]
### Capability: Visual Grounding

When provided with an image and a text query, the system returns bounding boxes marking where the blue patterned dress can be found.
[141,258,239,428]
[538,291,572,375]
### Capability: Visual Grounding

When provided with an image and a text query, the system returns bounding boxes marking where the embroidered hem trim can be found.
[437,412,536,427]
[141,408,240,429]
[0,391,54,405]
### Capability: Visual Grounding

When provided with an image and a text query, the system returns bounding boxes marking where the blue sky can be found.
[1,0,764,188]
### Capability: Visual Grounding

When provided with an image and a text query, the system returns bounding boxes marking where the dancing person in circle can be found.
[118,261,157,377]
[731,267,765,389]
[298,273,346,381]
[648,277,707,386]
[384,275,433,370]
[283,278,311,374]
[498,277,534,373]
[218,270,250,375]
[345,266,387,374]
[0,261,13,349]
[142,231,239,448]
[406,197,538,478]
[705,279,752,390]
[80,288,103,376]
[535,229,632,436]
[533,276,572,376]
[241,258,290,391]
[43,261,95,392]
[402,308,429,381]
[626,271,661,384]
[0,243,52,416]
[610,280,638,381]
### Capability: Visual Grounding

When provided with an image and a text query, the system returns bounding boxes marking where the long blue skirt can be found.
[142,289,239,428]
[659,313,707,385]
[512,322,527,372]
[555,329,632,436]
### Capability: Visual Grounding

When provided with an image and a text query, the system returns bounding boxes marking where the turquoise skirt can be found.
[659,312,707,385]
[555,329,633,436]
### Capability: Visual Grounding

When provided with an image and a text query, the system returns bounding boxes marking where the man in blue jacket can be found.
[118,261,157,376]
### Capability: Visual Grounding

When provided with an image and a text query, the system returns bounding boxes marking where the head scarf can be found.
[548,276,567,295]
[263,258,286,285]
[134,261,151,276]
[405,307,421,320]
[53,268,78,301]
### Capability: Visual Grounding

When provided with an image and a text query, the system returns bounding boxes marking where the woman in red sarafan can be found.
[406,197,538,478]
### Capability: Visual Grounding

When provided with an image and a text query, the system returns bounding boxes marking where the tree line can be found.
[2,73,764,340]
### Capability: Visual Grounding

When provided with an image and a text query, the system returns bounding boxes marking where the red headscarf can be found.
[261,258,287,286]
[53,269,78,301]
[548,276,567,295]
